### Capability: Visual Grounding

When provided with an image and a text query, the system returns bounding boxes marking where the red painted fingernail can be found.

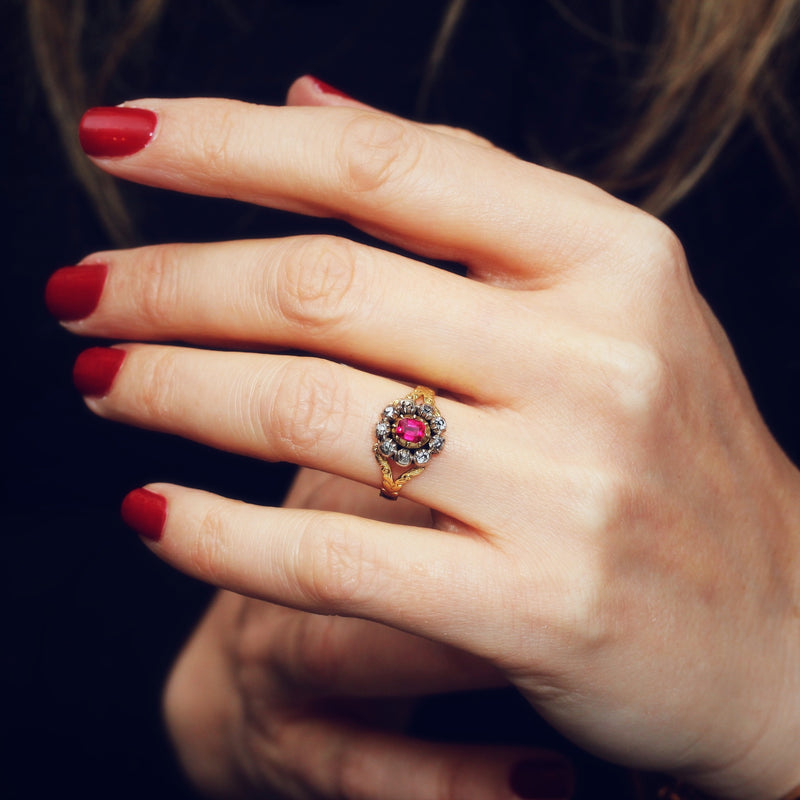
[121,488,167,542]
[307,75,353,100]
[79,106,157,157]
[509,758,574,799]
[45,263,108,321]
[73,347,126,397]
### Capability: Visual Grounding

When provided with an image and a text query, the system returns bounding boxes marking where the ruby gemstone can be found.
[395,417,428,445]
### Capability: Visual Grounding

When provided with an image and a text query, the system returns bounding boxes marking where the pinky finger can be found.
[121,484,489,647]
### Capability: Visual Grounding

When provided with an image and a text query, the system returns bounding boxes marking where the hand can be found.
[52,78,800,798]
[163,467,571,799]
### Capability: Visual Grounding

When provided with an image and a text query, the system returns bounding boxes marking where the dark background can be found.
[3,1,799,798]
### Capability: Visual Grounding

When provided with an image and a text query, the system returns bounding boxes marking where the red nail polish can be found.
[509,758,574,799]
[79,106,157,157]
[45,263,108,321]
[121,488,167,542]
[73,347,126,397]
[307,75,353,100]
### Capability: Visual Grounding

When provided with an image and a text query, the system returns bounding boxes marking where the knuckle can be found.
[642,215,686,267]
[273,236,361,334]
[294,513,377,612]
[135,347,182,420]
[134,245,184,326]
[530,469,629,653]
[430,123,496,149]
[260,358,348,461]
[197,107,240,178]
[335,746,374,800]
[622,212,689,285]
[281,614,343,691]
[337,112,425,196]
[188,498,232,580]
[231,606,272,676]
[595,337,670,423]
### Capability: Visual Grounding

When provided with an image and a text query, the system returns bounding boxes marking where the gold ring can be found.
[373,386,446,500]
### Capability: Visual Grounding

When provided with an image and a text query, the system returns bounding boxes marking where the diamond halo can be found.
[373,386,446,499]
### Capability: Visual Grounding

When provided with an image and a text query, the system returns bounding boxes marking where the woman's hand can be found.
[50,78,800,798]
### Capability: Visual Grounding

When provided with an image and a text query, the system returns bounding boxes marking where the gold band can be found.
[373,386,446,500]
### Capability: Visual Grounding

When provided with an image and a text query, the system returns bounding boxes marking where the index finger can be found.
[79,98,632,282]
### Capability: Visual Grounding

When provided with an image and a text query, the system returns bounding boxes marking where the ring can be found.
[373,386,446,500]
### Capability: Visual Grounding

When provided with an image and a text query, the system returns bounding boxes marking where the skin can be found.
[61,76,800,798]
[161,468,565,800]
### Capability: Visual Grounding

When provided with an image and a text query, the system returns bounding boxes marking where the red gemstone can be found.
[395,417,428,444]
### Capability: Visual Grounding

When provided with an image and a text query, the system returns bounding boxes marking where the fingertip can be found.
[45,263,108,322]
[286,74,368,108]
[121,487,168,542]
[72,346,126,398]
[79,106,158,158]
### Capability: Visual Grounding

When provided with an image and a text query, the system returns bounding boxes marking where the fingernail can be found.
[307,75,353,100]
[73,347,126,397]
[79,106,157,157]
[45,263,108,321]
[121,488,167,542]
[509,758,574,799]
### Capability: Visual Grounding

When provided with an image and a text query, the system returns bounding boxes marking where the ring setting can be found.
[374,386,446,499]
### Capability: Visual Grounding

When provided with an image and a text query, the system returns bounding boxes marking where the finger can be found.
[78,344,526,517]
[286,74,374,110]
[258,607,504,698]
[275,717,574,800]
[167,594,572,800]
[79,97,634,282]
[186,585,502,699]
[52,236,529,397]
[162,592,252,797]
[122,484,501,655]
[283,468,434,527]
[287,74,498,149]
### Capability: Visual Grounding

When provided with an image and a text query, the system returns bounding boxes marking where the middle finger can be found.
[52,236,529,400]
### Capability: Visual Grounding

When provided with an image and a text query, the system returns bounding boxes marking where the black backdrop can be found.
[4,1,800,798]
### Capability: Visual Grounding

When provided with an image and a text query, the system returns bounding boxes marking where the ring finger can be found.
[74,344,525,518]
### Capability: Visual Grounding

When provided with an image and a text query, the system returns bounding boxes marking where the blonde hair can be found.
[605,0,800,213]
[28,0,800,242]
[27,0,167,244]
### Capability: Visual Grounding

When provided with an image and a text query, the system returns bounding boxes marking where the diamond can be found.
[376,421,390,438]
[395,449,411,467]
[383,405,398,420]
[429,436,445,453]
[399,399,415,414]
[414,449,431,465]
[380,439,397,456]
[419,404,434,420]
[431,416,447,434]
